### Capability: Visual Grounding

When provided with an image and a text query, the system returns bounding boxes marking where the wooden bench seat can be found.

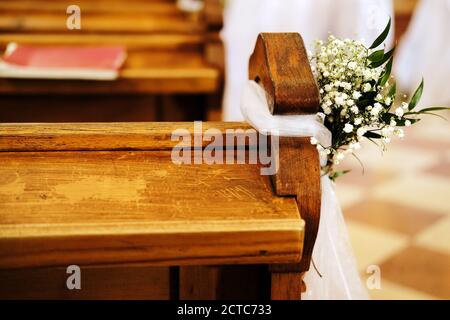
[0,121,307,299]
[0,123,303,269]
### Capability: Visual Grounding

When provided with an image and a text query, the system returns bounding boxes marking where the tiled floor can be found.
[335,114,450,300]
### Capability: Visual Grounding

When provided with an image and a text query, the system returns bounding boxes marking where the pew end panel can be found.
[248,33,321,297]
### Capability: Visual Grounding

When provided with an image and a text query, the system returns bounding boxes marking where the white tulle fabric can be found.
[241,80,370,300]
[222,0,393,121]
[393,0,450,106]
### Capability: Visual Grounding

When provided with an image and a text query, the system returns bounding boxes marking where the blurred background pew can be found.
[0,0,224,122]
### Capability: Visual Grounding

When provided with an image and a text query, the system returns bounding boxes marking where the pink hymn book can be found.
[0,43,127,80]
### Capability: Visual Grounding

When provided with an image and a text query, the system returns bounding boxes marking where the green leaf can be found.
[330,170,351,181]
[395,118,420,126]
[379,57,393,86]
[408,79,424,111]
[416,106,450,113]
[369,47,395,68]
[388,81,396,99]
[369,17,391,49]
[358,91,378,107]
[363,131,383,139]
[368,49,384,62]
[421,112,447,121]
[381,112,395,122]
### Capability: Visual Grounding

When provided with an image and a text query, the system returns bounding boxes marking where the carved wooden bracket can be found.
[249,33,321,273]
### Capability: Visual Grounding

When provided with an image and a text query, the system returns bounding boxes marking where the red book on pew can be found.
[0,43,126,80]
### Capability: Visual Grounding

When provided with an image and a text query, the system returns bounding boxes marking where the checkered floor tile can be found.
[335,115,450,300]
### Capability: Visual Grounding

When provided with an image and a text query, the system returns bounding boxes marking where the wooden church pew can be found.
[0,0,223,122]
[0,0,184,15]
[0,34,220,95]
[0,33,320,300]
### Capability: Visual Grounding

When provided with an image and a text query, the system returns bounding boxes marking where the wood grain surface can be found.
[0,265,173,299]
[0,122,255,151]
[0,1,201,34]
[249,33,319,115]
[0,147,303,269]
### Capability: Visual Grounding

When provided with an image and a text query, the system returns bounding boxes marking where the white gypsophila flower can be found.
[383,137,391,143]
[401,102,409,110]
[363,69,372,80]
[348,61,357,70]
[312,32,392,172]
[310,137,318,145]
[335,96,345,106]
[395,107,404,117]
[357,127,367,137]
[349,141,361,150]
[381,126,395,137]
[390,119,397,126]
[371,103,383,116]
[336,152,345,161]
[343,123,354,133]
[352,91,362,100]
[395,128,405,138]
[405,120,412,127]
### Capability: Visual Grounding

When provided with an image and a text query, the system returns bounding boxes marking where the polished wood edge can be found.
[0,121,259,151]
[249,33,320,115]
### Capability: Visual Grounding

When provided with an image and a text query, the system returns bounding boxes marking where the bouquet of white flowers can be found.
[309,18,448,180]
